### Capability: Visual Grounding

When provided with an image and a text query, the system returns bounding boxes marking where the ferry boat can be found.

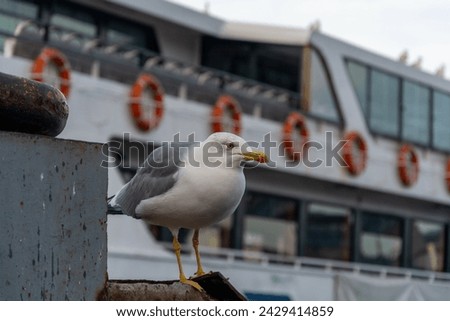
[1,0,450,300]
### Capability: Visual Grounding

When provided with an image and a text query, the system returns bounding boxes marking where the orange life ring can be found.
[342,131,368,176]
[129,74,164,132]
[445,159,450,193]
[398,144,419,186]
[282,112,309,161]
[211,95,241,134]
[31,47,71,97]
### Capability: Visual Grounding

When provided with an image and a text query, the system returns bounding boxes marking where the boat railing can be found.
[1,16,303,122]
[158,241,450,284]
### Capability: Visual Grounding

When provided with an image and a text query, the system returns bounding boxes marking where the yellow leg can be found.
[192,229,206,276]
[172,235,203,291]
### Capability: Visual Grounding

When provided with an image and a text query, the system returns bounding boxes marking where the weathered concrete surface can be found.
[103,280,213,301]
[0,72,69,137]
[102,272,247,301]
[0,131,107,300]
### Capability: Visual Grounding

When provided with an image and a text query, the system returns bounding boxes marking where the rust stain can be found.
[95,272,109,301]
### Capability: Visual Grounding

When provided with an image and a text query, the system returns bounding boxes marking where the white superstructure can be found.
[1,0,450,300]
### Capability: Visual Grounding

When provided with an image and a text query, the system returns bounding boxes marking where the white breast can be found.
[135,164,246,230]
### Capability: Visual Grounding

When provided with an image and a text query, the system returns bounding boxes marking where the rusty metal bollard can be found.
[0,72,69,137]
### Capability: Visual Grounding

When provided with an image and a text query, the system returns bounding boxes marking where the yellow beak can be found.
[242,151,268,163]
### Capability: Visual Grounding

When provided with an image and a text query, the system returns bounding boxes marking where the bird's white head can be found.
[200,132,268,169]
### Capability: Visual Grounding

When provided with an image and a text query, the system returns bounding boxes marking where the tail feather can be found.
[107,194,124,215]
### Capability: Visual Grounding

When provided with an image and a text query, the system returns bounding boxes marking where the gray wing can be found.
[113,143,187,217]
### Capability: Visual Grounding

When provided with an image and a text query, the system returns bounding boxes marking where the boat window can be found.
[47,1,159,54]
[106,18,158,51]
[359,212,403,266]
[411,220,445,271]
[304,203,352,261]
[402,81,430,145]
[185,216,233,249]
[346,61,369,117]
[432,91,450,151]
[243,192,298,256]
[0,0,39,51]
[347,59,450,151]
[369,70,400,137]
[50,2,97,47]
[257,45,300,92]
[306,49,339,122]
[201,36,301,92]
[0,0,37,19]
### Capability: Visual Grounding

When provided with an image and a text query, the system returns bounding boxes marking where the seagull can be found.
[109,132,267,291]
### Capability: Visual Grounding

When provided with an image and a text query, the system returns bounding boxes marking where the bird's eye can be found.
[226,142,235,149]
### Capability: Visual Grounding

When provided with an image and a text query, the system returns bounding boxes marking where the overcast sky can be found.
[168,0,450,78]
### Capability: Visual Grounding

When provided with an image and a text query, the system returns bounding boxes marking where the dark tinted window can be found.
[201,36,300,92]
[49,2,96,47]
[106,18,158,51]
[305,203,352,261]
[411,220,445,271]
[243,192,298,256]
[0,0,37,18]
[0,0,39,51]
[359,212,403,266]
[51,2,96,37]
[47,1,159,53]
